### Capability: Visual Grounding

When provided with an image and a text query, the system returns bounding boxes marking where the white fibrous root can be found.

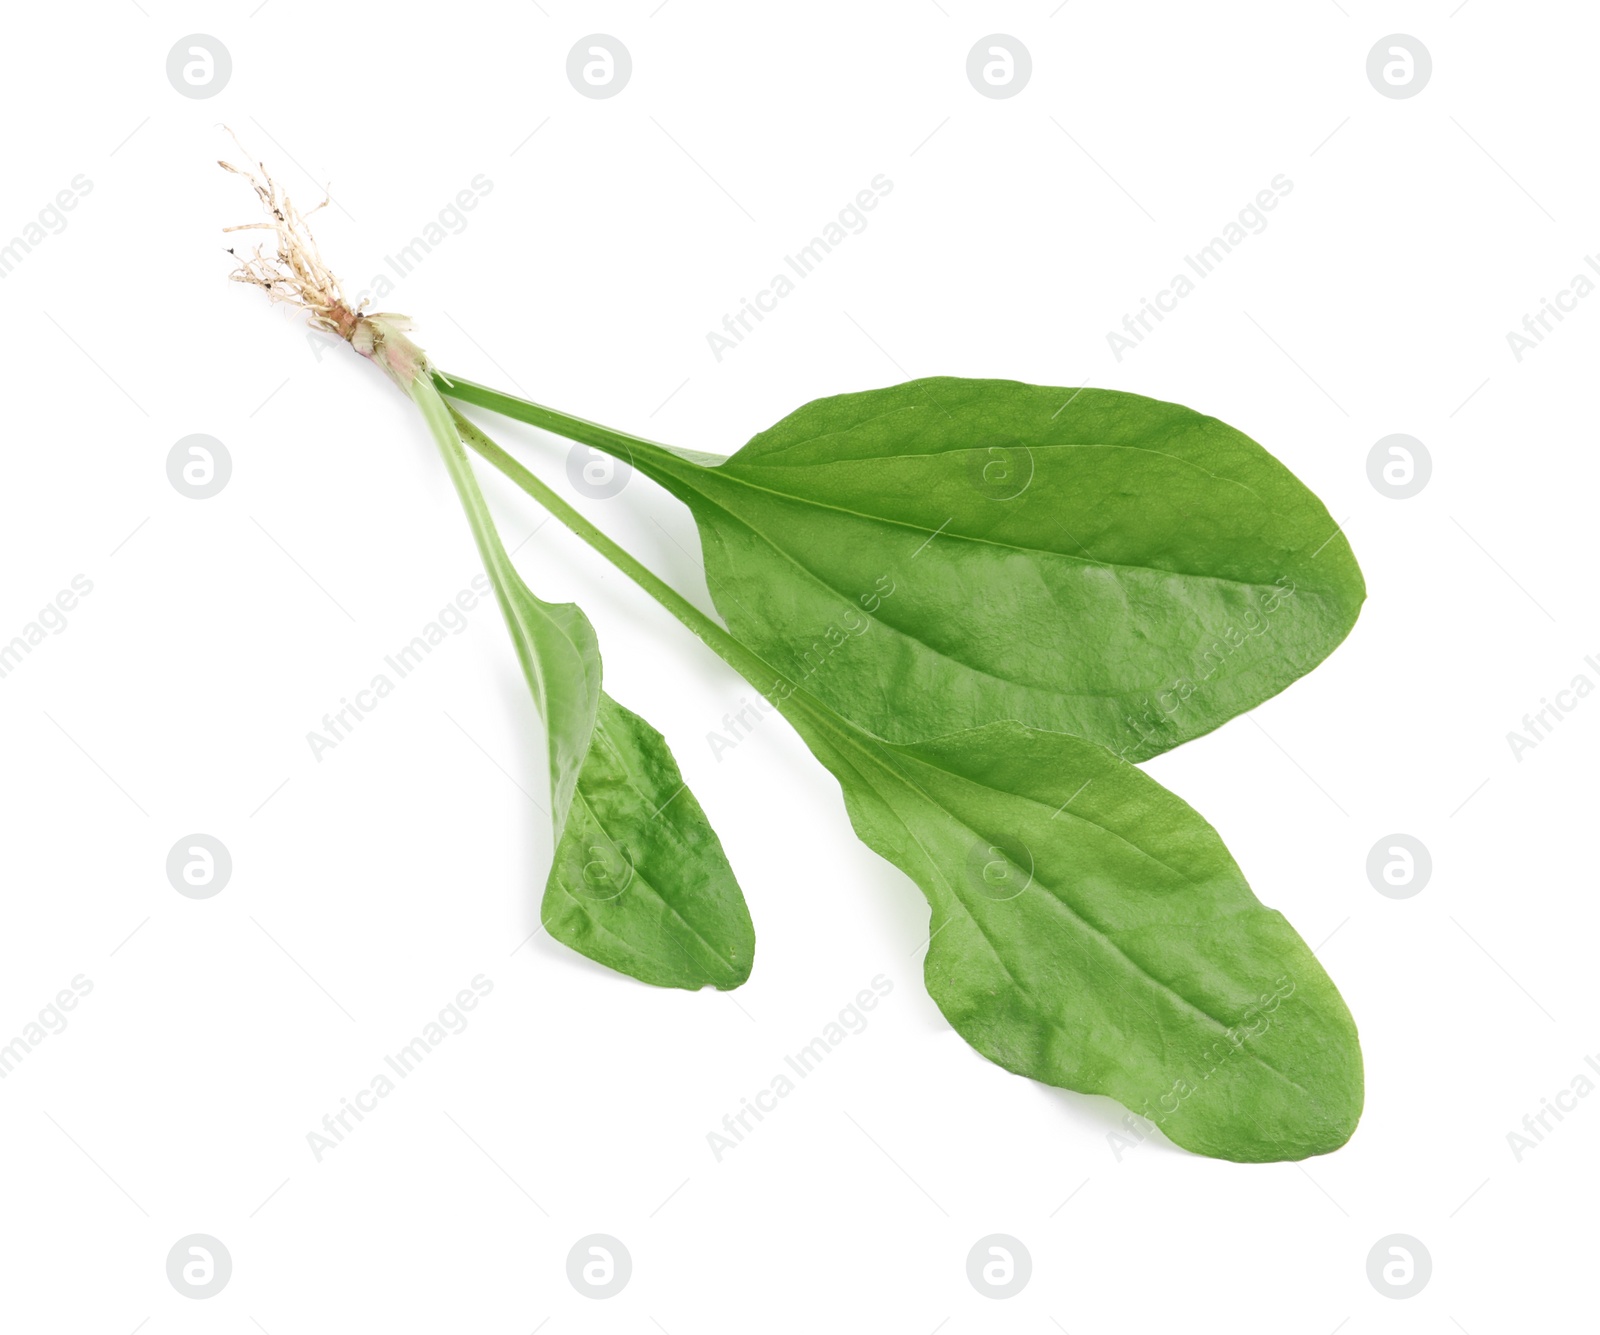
[220,146,362,341]
[222,139,428,387]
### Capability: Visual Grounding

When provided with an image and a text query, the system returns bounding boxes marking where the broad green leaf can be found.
[461,413,1364,1162]
[781,689,1361,1162]
[412,376,753,990]
[439,375,1365,763]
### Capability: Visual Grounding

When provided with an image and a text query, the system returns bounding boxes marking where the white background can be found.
[0,1,1593,1330]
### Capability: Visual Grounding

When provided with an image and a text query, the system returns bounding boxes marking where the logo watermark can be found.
[1366,834,1431,900]
[967,1234,1031,1297]
[0,176,93,281]
[567,441,632,499]
[1110,576,1297,760]
[707,574,897,762]
[706,176,894,362]
[306,576,494,761]
[166,36,231,98]
[706,974,893,1161]
[1367,1234,1431,1297]
[305,179,496,350]
[1506,654,1599,762]
[167,1234,232,1297]
[306,974,493,1161]
[0,575,94,682]
[168,434,231,498]
[167,835,232,900]
[1505,256,1600,362]
[567,36,631,99]
[1106,174,1293,361]
[1506,1048,1600,1162]
[1108,975,1296,1161]
[966,36,1030,99]
[1367,434,1430,499]
[0,975,94,1081]
[567,1234,631,1296]
[1367,36,1431,100]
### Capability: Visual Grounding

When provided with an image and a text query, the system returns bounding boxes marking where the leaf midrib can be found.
[557,715,742,986]
[651,446,1305,596]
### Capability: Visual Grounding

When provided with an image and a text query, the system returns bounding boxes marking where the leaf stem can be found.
[437,373,700,474]
[449,408,783,698]
[454,407,930,838]
[398,364,578,734]
[409,378,521,586]
[454,406,957,848]
[438,369,720,483]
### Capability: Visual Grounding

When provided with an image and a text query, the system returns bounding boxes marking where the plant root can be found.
[220,134,361,341]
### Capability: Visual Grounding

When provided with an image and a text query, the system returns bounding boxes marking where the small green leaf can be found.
[439,375,1365,762]
[412,378,753,990]
[545,693,754,990]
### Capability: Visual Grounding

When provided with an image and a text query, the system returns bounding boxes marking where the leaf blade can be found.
[544,694,753,990]
[693,379,1364,760]
[413,380,754,990]
[442,375,1365,760]
[800,706,1363,1161]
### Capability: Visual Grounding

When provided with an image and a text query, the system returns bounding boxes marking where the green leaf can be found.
[820,712,1360,1162]
[545,691,755,990]
[438,375,1365,762]
[411,376,753,991]
[460,412,1363,1161]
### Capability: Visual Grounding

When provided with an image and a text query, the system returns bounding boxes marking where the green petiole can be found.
[448,406,765,686]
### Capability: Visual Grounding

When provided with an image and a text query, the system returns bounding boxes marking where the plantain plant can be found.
[225,149,1365,1162]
